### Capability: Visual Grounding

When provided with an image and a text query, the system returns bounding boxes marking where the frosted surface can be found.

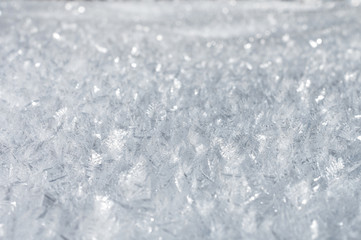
[1,1,361,239]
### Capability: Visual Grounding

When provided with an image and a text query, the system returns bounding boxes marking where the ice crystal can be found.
[1,1,361,239]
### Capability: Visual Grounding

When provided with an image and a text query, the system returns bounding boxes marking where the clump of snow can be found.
[1,1,361,239]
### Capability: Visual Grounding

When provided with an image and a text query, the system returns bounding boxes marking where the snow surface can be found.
[1,1,361,239]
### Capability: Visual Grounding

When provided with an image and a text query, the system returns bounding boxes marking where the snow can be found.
[1,1,361,239]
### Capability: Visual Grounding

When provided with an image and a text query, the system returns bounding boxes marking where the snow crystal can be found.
[1,1,361,239]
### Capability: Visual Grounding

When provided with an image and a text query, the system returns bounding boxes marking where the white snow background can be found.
[1,1,361,239]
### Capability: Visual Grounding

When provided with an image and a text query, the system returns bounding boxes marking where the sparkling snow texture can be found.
[1,1,361,239]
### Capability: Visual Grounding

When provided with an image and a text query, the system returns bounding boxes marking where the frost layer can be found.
[1,1,361,239]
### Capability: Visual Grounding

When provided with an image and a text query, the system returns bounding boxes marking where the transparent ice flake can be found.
[2,1,361,239]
